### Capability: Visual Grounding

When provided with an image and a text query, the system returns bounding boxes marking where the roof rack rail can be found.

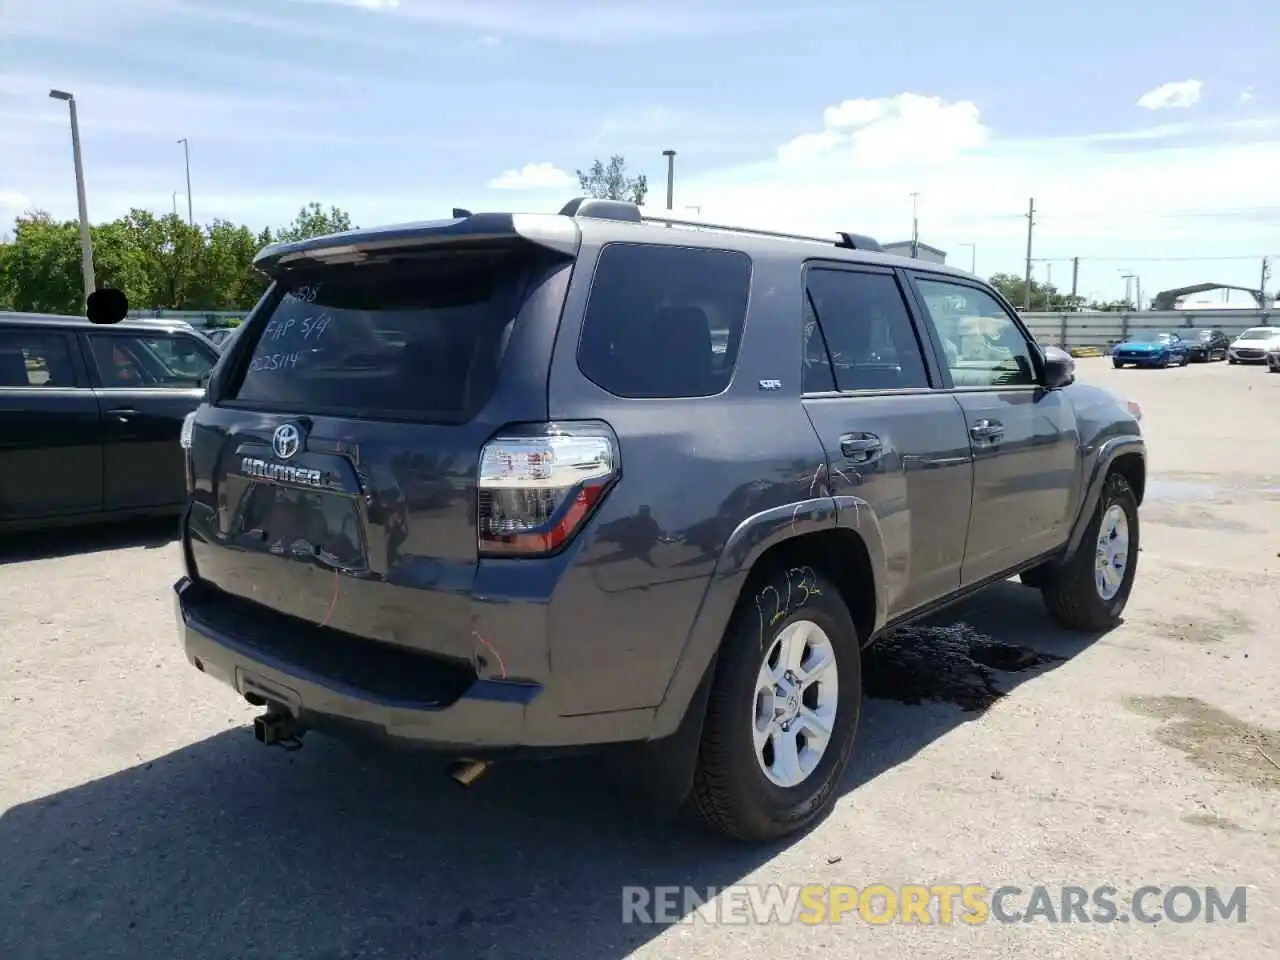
[638,211,883,251]
[554,197,883,252]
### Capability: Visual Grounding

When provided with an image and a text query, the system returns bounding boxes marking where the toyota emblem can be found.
[272,423,302,460]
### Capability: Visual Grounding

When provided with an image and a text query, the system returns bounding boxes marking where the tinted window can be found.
[803,269,930,391]
[802,295,836,393]
[914,277,1037,388]
[233,248,555,420]
[89,333,216,389]
[577,243,751,398]
[0,329,78,388]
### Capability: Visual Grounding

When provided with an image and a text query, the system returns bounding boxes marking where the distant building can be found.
[881,241,947,265]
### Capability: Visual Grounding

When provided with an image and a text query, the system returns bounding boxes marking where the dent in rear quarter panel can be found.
[545,242,829,716]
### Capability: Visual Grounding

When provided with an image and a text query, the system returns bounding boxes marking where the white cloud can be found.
[668,91,1280,299]
[487,162,576,190]
[778,94,987,166]
[478,34,502,45]
[1238,87,1256,105]
[1136,79,1203,110]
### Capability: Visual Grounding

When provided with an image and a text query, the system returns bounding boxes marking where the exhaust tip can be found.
[450,758,489,787]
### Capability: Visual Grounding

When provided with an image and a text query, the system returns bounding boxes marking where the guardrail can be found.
[128,309,246,328]
[1022,309,1274,350]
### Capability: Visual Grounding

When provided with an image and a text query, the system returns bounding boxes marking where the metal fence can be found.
[1021,309,1275,350]
[127,309,246,328]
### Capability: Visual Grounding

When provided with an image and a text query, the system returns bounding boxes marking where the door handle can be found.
[840,433,882,462]
[969,419,1004,443]
[106,407,138,422]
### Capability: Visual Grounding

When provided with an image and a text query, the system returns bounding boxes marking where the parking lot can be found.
[1,357,1277,960]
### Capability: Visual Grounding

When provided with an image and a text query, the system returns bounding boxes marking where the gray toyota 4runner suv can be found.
[175,198,1145,842]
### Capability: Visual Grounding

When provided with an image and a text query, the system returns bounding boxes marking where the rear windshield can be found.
[232,248,554,420]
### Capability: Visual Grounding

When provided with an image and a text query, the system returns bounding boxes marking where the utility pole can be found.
[1135,276,1142,311]
[661,149,676,211]
[1070,256,1079,309]
[910,192,920,258]
[172,192,178,217]
[178,138,193,225]
[1023,198,1035,310]
[1262,257,1272,306]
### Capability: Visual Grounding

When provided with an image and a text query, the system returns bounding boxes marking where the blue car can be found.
[1112,331,1191,368]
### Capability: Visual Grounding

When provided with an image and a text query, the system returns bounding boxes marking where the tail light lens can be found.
[1125,400,1142,421]
[478,422,619,557]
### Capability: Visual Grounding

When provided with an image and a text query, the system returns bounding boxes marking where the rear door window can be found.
[576,242,751,398]
[231,249,548,421]
[804,268,931,391]
[0,328,80,388]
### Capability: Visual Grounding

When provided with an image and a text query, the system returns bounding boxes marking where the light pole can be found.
[172,192,179,217]
[959,242,976,274]
[661,149,676,211]
[48,89,95,304]
[177,138,193,225]
[1120,272,1136,308]
[909,192,920,258]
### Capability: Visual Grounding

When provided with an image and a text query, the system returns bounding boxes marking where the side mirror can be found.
[86,288,129,325]
[1042,345,1075,388]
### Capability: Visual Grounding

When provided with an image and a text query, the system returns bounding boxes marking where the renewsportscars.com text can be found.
[621,884,1249,925]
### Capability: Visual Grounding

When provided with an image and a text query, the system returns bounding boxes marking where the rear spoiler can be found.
[253,212,580,277]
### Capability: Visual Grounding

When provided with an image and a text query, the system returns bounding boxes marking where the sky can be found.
[2,0,1278,306]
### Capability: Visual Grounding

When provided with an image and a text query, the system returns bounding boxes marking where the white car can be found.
[1227,326,1280,364]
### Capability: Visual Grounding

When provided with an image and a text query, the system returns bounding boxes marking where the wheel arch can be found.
[649,496,887,740]
[1063,436,1146,561]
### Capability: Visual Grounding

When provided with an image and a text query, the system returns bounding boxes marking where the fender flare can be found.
[648,494,888,740]
[1063,435,1145,561]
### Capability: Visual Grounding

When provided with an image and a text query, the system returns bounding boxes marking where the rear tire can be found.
[1112,360,1123,369]
[689,566,861,842]
[1041,473,1139,631]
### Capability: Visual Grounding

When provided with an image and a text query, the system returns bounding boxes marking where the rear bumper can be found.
[174,576,656,751]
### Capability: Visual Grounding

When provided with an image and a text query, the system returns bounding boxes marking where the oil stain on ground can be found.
[1148,609,1253,645]
[863,622,1064,712]
[1125,695,1280,790]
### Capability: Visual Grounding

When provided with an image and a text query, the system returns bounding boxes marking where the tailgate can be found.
[185,229,575,660]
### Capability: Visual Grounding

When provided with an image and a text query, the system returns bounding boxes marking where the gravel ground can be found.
[2,357,1277,959]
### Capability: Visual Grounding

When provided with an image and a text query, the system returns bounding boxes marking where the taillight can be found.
[478,421,619,557]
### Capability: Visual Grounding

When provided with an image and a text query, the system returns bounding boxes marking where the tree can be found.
[275,202,354,243]
[0,201,354,314]
[576,155,648,205]
[988,272,1081,312]
[0,212,84,314]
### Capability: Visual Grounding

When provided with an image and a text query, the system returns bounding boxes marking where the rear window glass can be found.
[232,249,549,420]
[577,242,751,398]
